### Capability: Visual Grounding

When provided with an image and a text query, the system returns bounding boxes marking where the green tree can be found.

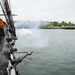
[61,21,68,26]
[53,21,59,26]
[68,22,73,26]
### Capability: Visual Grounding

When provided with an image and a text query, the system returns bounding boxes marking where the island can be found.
[40,21,75,29]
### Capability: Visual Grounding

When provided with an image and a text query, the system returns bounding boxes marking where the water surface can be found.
[15,29,75,75]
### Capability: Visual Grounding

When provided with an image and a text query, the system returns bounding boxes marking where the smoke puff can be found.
[16,29,32,37]
[16,29,49,49]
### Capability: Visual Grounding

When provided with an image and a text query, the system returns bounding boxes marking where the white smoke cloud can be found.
[16,29,49,49]
[16,29,32,37]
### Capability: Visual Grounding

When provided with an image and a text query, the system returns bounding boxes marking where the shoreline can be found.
[41,26,75,29]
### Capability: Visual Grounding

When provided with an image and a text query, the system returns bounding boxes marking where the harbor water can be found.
[15,29,75,75]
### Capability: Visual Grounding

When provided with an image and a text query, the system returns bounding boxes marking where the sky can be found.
[0,0,75,23]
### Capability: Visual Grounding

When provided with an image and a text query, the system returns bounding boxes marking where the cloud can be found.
[0,0,75,23]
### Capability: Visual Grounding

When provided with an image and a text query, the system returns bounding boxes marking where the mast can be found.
[0,0,16,37]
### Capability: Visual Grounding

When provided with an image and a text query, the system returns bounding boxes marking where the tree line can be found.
[40,21,75,29]
[52,21,74,27]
